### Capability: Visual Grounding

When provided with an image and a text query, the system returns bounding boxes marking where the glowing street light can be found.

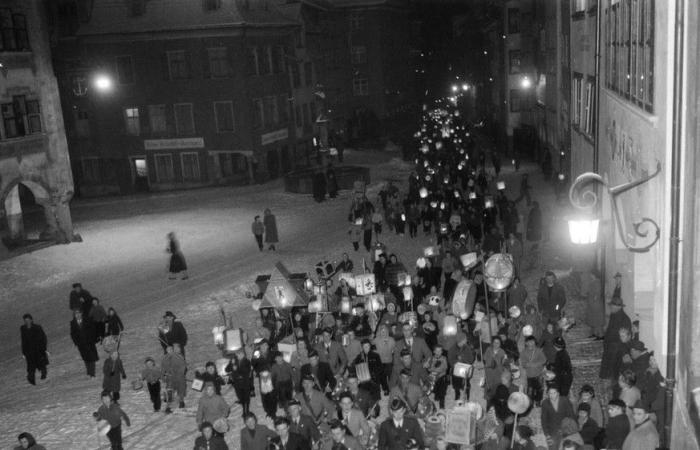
[451,85,458,93]
[94,74,113,92]
[520,76,532,89]
[568,217,600,245]
[462,83,469,91]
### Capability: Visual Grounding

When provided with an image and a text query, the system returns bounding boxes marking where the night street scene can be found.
[3,0,700,449]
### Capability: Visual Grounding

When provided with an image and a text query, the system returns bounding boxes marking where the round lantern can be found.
[430,201,438,209]
[483,253,515,292]
[508,306,521,319]
[507,392,531,414]
[522,324,534,337]
[443,315,458,336]
[419,187,429,198]
[416,257,427,268]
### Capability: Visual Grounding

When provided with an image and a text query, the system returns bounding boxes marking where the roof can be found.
[259,262,310,309]
[77,0,298,37]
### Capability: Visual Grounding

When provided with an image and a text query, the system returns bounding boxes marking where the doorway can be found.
[131,157,149,192]
[267,149,279,179]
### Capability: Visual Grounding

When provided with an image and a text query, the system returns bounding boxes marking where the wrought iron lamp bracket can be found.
[569,161,662,253]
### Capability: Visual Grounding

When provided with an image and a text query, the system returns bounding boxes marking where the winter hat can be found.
[609,297,625,307]
[577,402,591,413]
[390,398,407,411]
[199,421,213,432]
[608,399,626,409]
[631,400,650,412]
[560,417,578,436]
[163,311,176,319]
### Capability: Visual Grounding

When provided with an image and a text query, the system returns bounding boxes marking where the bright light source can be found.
[94,74,113,92]
[462,84,469,91]
[451,85,458,92]
[520,76,532,89]
[568,218,600,245]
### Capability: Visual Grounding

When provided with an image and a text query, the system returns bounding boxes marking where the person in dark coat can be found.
[226,349,253,417]
[94,391,130,450]
[89,298,108,342]
[158,311,188,356]
[600,297,632,380]
[552,337,573,397]
[70,310,99,377]
[604,399,631,449]
[326,166,338,199]
[270,417,308,450]
[105,307,124,337]
[576,403,600,446]
[69,282,94,315]
[241,412,276,450]
[166,232,188,280]
[353,339,384,399]
[194,421,229,450]
[20,314,48,385]
[252,215,264,251]
[14,431,46,450]
[263,208,279,251]
[300,349,336,392]
[102,350,127,403]
[195,361,226,395]
[377,398,425,450]
[540,385,575,449]
[537,271,567,323]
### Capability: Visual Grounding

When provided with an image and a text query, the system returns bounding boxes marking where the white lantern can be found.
[444,176,450,184]
[419,187,429,198]
[341,298,351,314]
[440,202,446,210]
[436,141,443,150]
[484,197,494,209]
[420,144,429,154]
[304,278,314,291]
[484,253,515,292]
[568,217,600,245]
[212,326,225,346]
[402,286,413,301]
[460,252,478,269]
[443,315,458,336]
[401,213,406,221]
[416,257,427,268]
[496,181,506,190]
[224,328,243,353]
[469,192,477,200]
[522,324,534,337]
[454,190,460,198]
[308,299,322,313]
[430,201,438,208]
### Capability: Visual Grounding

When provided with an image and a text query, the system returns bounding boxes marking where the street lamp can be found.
[93,74,113,92]
[462,83,469,91]
[567,217,600,245]
[520,76,532,89]
[451,85,458,93]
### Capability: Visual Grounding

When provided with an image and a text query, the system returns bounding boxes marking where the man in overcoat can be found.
[378,398,425,450]
[70,309,98,377]
[536,271,567,322]
[20,313,48,385]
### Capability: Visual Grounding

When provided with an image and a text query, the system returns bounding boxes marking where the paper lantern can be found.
[355,273,376,295]
[460,252,478,269]
[496,181,505,190]
[225,329,243,353]
[419,187,429,198]
[453,362,473,378]
[484,253,515,292]
[97,420,111,436]
[509,306,521,318]
[440,202,446,210]
[212,326,226,346]
[443,315,458,336]
[435,141,443,150]
[512,159,516,165]
[452,279,472,318]
[507,392,531,414]
[216,358,230,377]
[443,176,450,184]
[454,190,460,198]
[368,294,385,311]
[304,278,314,291]
[355,217,364,226]
[474,311,485,322]
[416,257,427,268]
[424,246,439,257]
[440,223,448,234]
[308,299,322,312]
[341,298,351,314]
[469,192,477,200]
[430,201,438,208]
[338,272,355,288]
[252,299,262,311]
[402,286,413,300]
[401,213,406,221]
[484,196,494,209]
[522,324,534,337]
[420,144,429,154]
[278,343,296,364]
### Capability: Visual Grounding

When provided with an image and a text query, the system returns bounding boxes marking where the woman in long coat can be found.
[166,232,188,280]
[263,209,278,251]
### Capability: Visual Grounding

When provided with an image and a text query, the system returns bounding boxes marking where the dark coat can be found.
[264,213,279,243]
[269,431,308,450]
[349,314,372,337]
[194,434,229,450]
[353,350,384,381]
[605,414,631,449]
[540,396,575,437]
[300,361,336,392]
[69,289,94,315]
[105,314,124,336]
[377,416,425,450]
[196,370,226,395]
[70,318,99,362]
[536,281,567,320]
[579,417,600,445]
[241,424,276,450]
[288,413,320,444]
[168,239,187,272]
[21,323,47,366]
[600,309,632,379]
[526,207,542,242]
[103,357,127,393]
[159,320,188,351]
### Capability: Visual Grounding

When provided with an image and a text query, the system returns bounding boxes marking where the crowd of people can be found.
[13,105,667,450]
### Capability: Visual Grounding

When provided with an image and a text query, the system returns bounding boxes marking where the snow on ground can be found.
[0,149,575,449]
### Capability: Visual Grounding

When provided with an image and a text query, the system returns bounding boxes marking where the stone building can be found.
[0,0,76,249]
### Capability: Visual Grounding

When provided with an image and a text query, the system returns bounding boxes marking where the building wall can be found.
[0,0,75,243]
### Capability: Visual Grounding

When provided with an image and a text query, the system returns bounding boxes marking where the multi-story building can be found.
[53,0,298,196]
[0,0,76,248]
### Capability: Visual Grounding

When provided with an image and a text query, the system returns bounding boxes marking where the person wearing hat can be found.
[447,331,475,401]
[270,416,308,450]
[158,311,188,356]
[604,399,631,449]
[621,401,659,450]
[69,282,94,315]
[600,296,632,388]
[390,347,427,388]
[536,271,567,323]
[316,327,348,377]
[389,368,425,414]
[379,302,399,330]
[552,336,573,396]
[20,313,48,385]
[193,421,228,450]
[378,398,425,450]
[196,381,230,431]
[140,357,162,412]
[323,418,363,450]
[627,341,651,386]
[300,348,336,392]
[295,374,335,426]
[287,398,319,444]
[612,272,623,299]
[576,402,600,447]
[240,412,276,450]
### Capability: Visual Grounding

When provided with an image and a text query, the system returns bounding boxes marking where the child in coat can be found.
[94,392,130,450]
[102,351,127,403]
[141,357,162,412]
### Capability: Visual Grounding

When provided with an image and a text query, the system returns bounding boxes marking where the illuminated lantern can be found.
[425,175,431,181]
[522,324,534,337]
[430,201,438,208]
[460,252,478,269]
[421,144,429,154]
[278,343,296,364]
[558,173,566,181]
[509,306,521,318]
[484,196,494,209]
[469,192,477,200]
[341,298,351,314]
[435,141,443,150]
[440,223,448,234]
[568,217,600,245]
[440,202,446,210]
[452,279,472,318]
[355,217,364,226]
[508,392,531,415]
[443,315,458,336]
[304,278,314,291]
[474,310,485,322]
[416,257,427,268]
[444,176,450,184]
[216,358,230,376]
[355,273,377,295]
[454,190,461,198]
[212,326,226,346]
[224,328,243,353]
[401,213,406,221]
[496,181,506,190]
[308,299,322,313]
[419,187,429,198]
[402,286,414,301]
[453,362,473,378]
[512,159,516,165]
[369,294,385,311]
[252,299,262,311]
[424,160,429,168]
[484,253,515,292]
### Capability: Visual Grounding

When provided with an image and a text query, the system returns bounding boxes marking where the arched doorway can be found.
[1,180,51,248]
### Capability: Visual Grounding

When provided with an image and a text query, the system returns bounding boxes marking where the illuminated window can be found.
[124,107,140,136]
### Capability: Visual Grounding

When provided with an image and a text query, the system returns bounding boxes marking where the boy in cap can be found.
[287,398,319,444]
[378,398,425,450]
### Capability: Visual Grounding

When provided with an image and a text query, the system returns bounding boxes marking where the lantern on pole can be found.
[443,315,458,336]
[419,187,429,198]
[483,254,515,292]
[212,326,226,347]
[341,297,351,314]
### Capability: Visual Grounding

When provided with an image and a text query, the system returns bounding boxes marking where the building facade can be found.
[0,0,76,248]
[53,0,298,196]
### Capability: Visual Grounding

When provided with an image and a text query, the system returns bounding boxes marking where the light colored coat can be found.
[622,419,659,450]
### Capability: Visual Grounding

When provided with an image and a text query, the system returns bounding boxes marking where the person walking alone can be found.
[166,232,188,280]
[252,216,264,251]
[20,314,48,385]
[263,209,278,251]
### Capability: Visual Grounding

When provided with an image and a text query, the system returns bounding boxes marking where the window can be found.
[508,8,520,34]
[214,101,235,132]
[247,47,259,75]
[605,0,654,112]
[124,107,140,136]
[304,62,313,86]
[572,76,583,126]
[218,153,246,177]
[180,152,200,181]
[583,79,594,134]
[509,50,521,74]
[1,96,41,138]
[352,78,368,96]
[115,56,134,84]
[349,13,362,31]
[148,105,166,134]
[260,46,273,75]
[510,89,522,112]
[0,10,29,51]
[74,109,90,137]
[81,158,100,183]
[207,47,231,78]
[26,100,41,133]
[202,0,221,11]
[290,63,301,88]
[572,75,595,136]
[154,154,174,182]
[262,97,276,127]
[166,50,190,80]
[271,46,285,74]
[351,46,367,64]
[253,98,263,128]
[173,103,194,135]
[573,0,587,17]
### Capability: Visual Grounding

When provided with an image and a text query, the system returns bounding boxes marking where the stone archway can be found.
[1,179,57,247]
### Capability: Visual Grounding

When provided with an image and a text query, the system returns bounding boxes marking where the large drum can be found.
[483,253,514,292]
